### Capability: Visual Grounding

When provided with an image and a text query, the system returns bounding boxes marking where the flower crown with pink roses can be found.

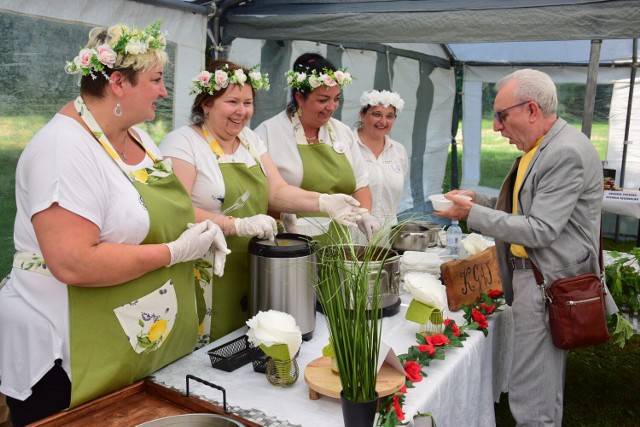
[189,64,270,96]
[65,20,167,79]
[285,67,353,91]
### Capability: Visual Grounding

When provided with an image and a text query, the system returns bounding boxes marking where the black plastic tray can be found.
[207,335,259,372]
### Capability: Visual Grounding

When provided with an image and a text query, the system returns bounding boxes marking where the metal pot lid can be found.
[248,233,317,258]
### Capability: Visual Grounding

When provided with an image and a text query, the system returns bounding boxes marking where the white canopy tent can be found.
[210,0,640,217]
[1,0,639,236]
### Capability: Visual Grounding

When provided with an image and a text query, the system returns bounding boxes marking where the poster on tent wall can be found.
[606,80,640,191]
[227,38,456,219]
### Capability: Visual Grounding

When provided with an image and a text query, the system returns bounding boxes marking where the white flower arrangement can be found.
[360,90,405,112]
[189,64,270,96]
[65,20,167,79]
[284,67,353,91]
[246,310,302,360]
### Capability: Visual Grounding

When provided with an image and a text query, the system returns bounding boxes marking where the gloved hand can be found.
[280,213,299,234]
[234,214,278,240]
[356,213,380,241]
[210,225,231,277]
[165,220,228,267]
[318,193,365,226]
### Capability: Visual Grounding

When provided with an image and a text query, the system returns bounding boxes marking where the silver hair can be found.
[495,69,558,116]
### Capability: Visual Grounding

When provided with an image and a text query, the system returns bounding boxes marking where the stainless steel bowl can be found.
[390,222,440,252]
[137,413,244,427]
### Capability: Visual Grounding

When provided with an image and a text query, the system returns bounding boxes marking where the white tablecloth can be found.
[150,293,514,427]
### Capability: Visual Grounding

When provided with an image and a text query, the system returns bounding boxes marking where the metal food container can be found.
[319,244,402,317]
[249,233,318,341]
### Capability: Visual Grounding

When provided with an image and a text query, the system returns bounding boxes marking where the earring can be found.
[113,103,123,117]
[205,111,209,120]
[297,107,302,117]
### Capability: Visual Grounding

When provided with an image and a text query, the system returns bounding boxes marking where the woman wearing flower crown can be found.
[160,59,363,343]
[0,21,229,425]
[254,53,380,242]
[353,90,408,241]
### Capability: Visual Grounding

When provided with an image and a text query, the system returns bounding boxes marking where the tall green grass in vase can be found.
[315,226,393,403]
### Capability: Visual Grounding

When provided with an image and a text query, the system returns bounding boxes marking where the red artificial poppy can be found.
[471,307,488,329]
[393,394,405,421]
[418,344,436,357]
[479,303,496,314]
[444,318,461,336]
[426,333,450,347]
[404,360,423,382]
[488,289,503,300]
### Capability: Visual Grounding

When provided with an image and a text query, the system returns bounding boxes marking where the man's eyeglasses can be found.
[493,100,531,123]
[368,111,397,121]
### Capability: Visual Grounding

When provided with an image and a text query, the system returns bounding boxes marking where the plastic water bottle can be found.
[446,220,462,259]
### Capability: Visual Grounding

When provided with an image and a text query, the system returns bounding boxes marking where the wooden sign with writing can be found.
[440,246,503,311]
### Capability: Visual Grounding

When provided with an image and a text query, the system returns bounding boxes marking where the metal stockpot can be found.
[249,233,317,340]
[319,245,402,317]
[390,222,440,252]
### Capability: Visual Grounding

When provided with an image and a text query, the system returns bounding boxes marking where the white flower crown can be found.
[65,20,167,79]
[360,90,405,112]
[189,64,270,96]
[285,67,353,91]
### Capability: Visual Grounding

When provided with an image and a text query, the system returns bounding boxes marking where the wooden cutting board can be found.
[304,357,405,400]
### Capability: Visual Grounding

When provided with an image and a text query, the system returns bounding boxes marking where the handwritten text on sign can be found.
[440,246,503,311]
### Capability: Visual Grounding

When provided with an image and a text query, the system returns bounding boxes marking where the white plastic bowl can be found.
[429,194,472,211]
[295,217,331,236]
[429,194,452,211]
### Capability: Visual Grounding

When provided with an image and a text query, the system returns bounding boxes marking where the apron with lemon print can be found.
[293,115,356,246]
[197,130,269,342]
[65,97,198,407]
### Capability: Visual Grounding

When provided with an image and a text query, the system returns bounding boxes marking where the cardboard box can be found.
[440,246,503,311]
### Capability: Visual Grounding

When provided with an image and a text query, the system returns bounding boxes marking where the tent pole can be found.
[616,39,638,244]
[619,38,637,190]
[581,39,601,138]
[210,0,246,59]
[450,65,463,191]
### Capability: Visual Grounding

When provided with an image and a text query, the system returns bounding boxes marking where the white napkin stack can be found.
[400,251,443,277]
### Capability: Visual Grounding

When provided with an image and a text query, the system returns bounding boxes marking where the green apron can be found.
[66,97,197,407]
[209,162,268,340]
[68,171,195,407]
[298,140,356,246]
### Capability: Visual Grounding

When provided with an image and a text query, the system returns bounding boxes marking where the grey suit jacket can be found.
[468,118,616,313]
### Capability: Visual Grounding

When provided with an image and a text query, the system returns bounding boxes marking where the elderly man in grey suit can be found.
[436,68,616,426]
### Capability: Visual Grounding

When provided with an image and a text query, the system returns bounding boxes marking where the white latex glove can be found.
[165,220,227,267]
[210,226,231,277]
[356,213,380,241]
[234,214,278,240]
[280,213,299,234]
[318,193,365,226]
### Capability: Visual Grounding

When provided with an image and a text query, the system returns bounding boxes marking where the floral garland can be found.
[377,289,505,426]
[189,64,270,96]
[65,20,167,79]
[360,90,405,112]
[285,67,353,91]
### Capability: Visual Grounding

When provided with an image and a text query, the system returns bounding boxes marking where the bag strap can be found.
[531,223,603,286]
